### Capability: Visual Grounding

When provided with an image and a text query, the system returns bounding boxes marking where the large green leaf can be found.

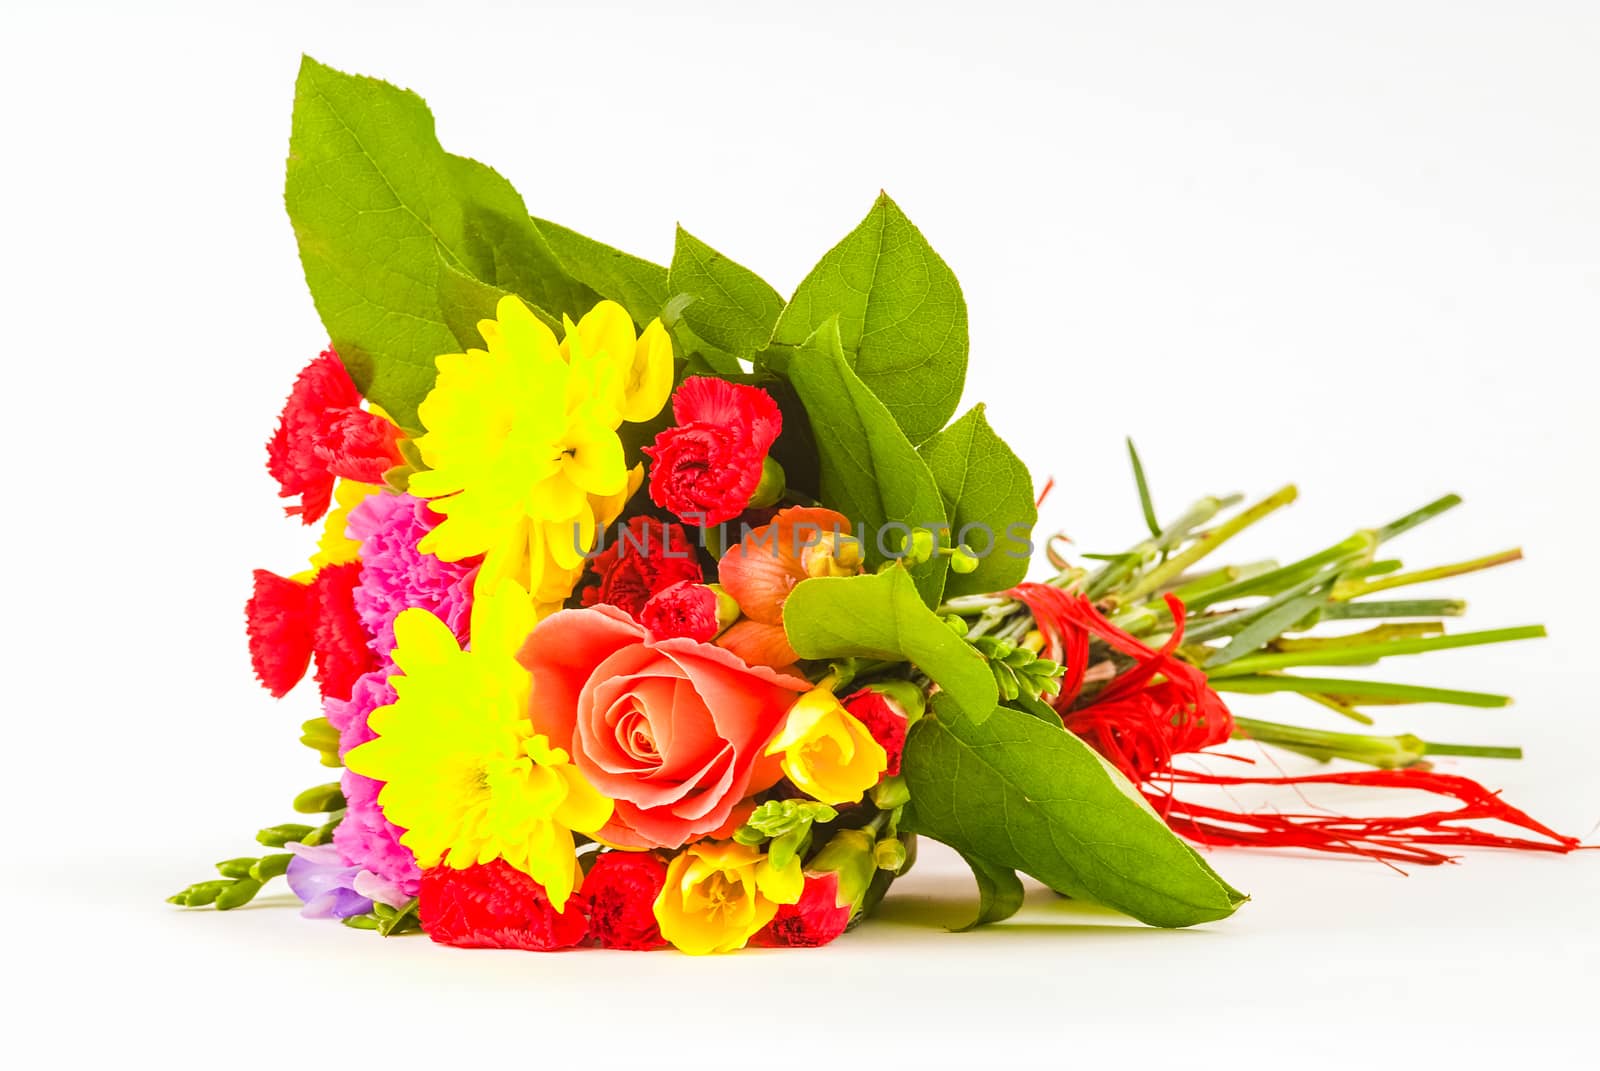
[667,227,785,360]
[443,154,595,316]
[954,851,1025,932]
[901,700,1248,929]
[769,193,968,444]
[532,217,669,327]
[285,57,589,426]
[782,567,995,721]
[918,404,1037,598]
[435,252,559,353]
[778,320,949,605]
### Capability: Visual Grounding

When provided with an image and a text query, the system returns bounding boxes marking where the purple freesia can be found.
[285,843,373,920]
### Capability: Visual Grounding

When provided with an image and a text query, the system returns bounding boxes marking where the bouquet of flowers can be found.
[170,58,1580,953]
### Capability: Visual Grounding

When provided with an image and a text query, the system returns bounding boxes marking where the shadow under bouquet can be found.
[171,58,1580,952]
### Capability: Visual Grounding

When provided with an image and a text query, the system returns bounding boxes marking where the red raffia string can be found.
[1008,582,1581,865]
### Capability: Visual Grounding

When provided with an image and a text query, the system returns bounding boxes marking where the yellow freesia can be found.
[407,295,671,609]
[765,689,888,806]
[345,580,612,909]
[654,842,803,955]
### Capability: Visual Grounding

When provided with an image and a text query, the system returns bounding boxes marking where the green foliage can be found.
[901,699,1247,928]
[918,405,1037,598]
[733,799,839,844]
[779,320,950,604]
[954,851,1026,931]
[769,193,968,444]
[782,567,996,722]
[532,217,669,327]
[667,227,784,359]
[285,57,592,427]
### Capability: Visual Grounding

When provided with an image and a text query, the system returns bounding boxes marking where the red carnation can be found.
[843,687,910,776]
[643,377,782,526]
[243,562,376,701]
[418,859,588,951]
[266,349,404,524]
[640,581,721,643]
[581,851,669,950]
[245,570,315,698]
[310,562,377,702]
[755,871,852,949]
[582,516,703,618]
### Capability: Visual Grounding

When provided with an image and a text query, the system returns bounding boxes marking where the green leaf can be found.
[285,57,591,426]
[954,851,1026,932]
[779,319,949,604]
[667,227,785,359]
[901,700,1248,928]
[1127,437,1162,539]
[434,250,560,355]
[443,154,596,316]
[782,567,996,721]
[769,192,968,444]
[918,404,1037,598]
[532,217,670,326]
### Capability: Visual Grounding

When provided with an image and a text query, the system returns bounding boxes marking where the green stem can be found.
[1232,715,1521,768]
[1334,549,1522,600]
[1120,485,1300,603]
[1375,494,1462,543]
[1321,598,1466,620]
[1082,494,1243,600]
[1209,625,1547,678]
[1210,674,1511,708]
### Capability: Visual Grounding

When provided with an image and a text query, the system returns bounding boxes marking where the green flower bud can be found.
[949,544,980,574]
[257,823,316,847]
[215,857,258,879]
[249,853,293,882]
[870,775,912,810]
[342,913,381,931]
[873,838,908,871]
[943,614,970,637]
[293,782,346,815]
[808,829,877,910]
[746,455,787,509]
[214,878,262,912]
[169,880,230,907]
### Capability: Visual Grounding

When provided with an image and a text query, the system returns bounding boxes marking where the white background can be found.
[3,0,1596,1065]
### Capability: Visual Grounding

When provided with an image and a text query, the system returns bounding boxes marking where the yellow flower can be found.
[765,689,888,806]
[307,479,380,571]
[654,842,803,955]
[407,295,672,605]
[344,580,612,910]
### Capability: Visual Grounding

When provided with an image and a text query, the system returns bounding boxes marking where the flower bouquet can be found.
[171,58,1580,952]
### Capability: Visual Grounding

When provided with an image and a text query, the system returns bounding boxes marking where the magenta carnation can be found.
[347,492,477,657]
[323,667,420,896]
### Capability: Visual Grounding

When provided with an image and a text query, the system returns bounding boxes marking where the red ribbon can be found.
[1008,583,1580,865]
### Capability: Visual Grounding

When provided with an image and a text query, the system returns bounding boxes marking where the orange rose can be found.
[519,605,810,848]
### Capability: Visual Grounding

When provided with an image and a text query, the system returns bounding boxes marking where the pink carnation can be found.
[324,667,420,896]
[348,492,477,657]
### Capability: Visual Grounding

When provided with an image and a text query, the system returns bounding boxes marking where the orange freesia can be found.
[716,507,859,668]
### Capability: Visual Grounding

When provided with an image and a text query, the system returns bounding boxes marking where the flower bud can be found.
[806,829,877,910]
[874,838,908,871]
[746,455,787,509]
[949,544,980,574]
[292,782,346,815]
[257,823,316,847]
[802,532,865,578]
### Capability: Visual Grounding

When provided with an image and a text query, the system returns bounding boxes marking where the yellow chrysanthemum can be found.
[653,842,804,955]
[344,580,612,909]
[407,296,673,607]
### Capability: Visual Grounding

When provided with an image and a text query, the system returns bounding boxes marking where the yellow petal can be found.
[621,318,675,423]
